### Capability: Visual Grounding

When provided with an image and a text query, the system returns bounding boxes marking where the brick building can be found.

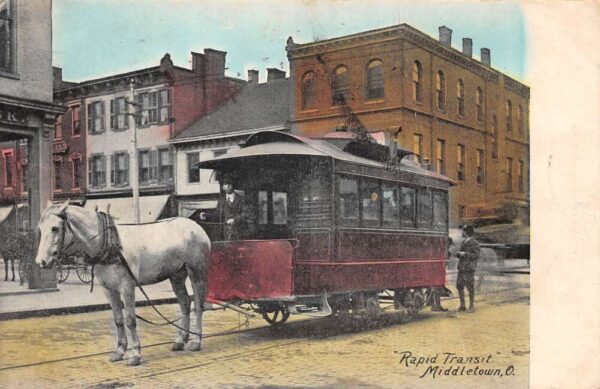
[52,50,244,222]
[286,24,529,226]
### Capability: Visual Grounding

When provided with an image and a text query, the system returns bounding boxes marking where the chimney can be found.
[439,26,452,47]
[462,38,473,57]
[191,52,205,74]
[267,68,286,82]
[481,48,491,66]
[204,48,227,79]
[247,69,259,84]
[53,66,63,83]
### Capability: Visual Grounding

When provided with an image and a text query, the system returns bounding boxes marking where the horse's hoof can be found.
[109,352,125,362]
[189,342,202,352]
[128,355,141,366]
[171,342,185,352]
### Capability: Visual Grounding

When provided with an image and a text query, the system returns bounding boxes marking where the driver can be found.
[199,176,244,240]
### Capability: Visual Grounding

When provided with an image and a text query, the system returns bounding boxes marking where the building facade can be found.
[52,50,244,222]
[286,24,530,226]
[0,0,64,230]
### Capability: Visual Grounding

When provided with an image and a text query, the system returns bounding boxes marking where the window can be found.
[3,150,14,187]
[20,158,26,193]
[110,97,128,130]
[436,139,446,175]
[54,115,63,139]
[382,182,399,228]
[436,71,445,110]
[258,191,268,225]
[158,89,170,123]
[518,160,524,192]
[71,155,82,189]
[72,105,81,136]
[432,191,448,231]
[88,154,106,188]
[417,188,432,228]
[476,149,485,184]
[332,66,349,105]
[506,157,513,192]
[457,79,465,116]
[301,71,316,110]
[506,100,513,133]
[0,0,15,73]
[158,147,173,183]
[517,105,524,136]
[187,152,200,183]
[400,187,416,227]
[338,177,359,225]
[492,115,498,159]
[412,134,423,164]
[412,61,422,102]
[366,59,384,100]
[87,101,105,134]
[53,159,62,191]
[273,192,288,225]
[137,90,169,126]
[457,144,465,181]
[111,152,129,186]
[360,179,380,227]
[139,150,151,184]
[476,87,484,122]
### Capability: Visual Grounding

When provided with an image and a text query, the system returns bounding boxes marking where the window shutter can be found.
[100,102,106,131]
[110,155,115,185]
[124,98,129,129]
[101,155,107,186]
[150,150,158,181]
[124,153,130,185]
[87,104,93,134]
[109,100,115,130]
[88,157,93,187]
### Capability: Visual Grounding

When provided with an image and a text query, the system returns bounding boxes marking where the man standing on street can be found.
[456,225,480,312]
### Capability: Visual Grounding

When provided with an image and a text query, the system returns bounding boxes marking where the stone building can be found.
[286,24,529,225]
[52,50,244,223]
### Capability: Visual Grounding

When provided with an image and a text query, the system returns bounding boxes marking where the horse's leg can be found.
[4,259,8,281]
[10,258,15,281]
[169,269,190,351]
[187,265,207,352]
[121,284,141,366]
[103,288,127,362]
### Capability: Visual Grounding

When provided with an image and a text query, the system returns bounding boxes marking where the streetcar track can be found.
[0,284,528,373]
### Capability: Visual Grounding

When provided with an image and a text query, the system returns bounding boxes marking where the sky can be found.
[52,0,527,83]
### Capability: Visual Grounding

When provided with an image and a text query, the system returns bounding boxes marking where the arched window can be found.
[435,71,445,110]
[412,61,422,102]
[457,79,465,116]
[332,66,349,105]
[517,104,524,135]
[476,87,484,122]
[506,100,513,133]
[366,60,384,100]
[492,115,498,159]
[301,71,316,110]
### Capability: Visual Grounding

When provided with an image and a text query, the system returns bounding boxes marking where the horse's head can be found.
[34,201,71,268]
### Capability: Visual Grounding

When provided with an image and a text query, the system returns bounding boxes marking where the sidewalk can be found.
[0,259,529,321]
[0,261,182,321]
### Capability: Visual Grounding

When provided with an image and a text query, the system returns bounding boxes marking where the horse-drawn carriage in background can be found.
[197,131,454,324]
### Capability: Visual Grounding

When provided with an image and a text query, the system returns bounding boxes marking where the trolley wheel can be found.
[260,303,290,326]
[364,294,381,318]
[56,263,70,283]
[76,265,92,283]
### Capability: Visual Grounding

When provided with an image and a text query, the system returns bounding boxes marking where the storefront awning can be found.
[84,195,170,224]
[0,205,14,224]
[178,200,218,218]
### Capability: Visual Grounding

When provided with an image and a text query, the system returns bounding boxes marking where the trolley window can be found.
[360,178,381,227]
[432,191,448,231]
[400,186,416,228]
[273,192,288,225]
[338,176,359,226]
[382,182,400,228]
[417,188,432,229]
[258,191,268,225]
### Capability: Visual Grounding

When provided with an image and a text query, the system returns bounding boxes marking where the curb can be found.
[0,296,179,321]
[0,287,60,297]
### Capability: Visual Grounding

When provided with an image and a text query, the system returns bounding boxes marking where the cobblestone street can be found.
[0,273,529,388]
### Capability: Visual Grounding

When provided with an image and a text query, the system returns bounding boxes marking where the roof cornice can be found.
[170,125,289,145]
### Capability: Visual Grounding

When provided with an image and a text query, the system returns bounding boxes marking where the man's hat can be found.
[462,224,474,236]
[221,174,234,185]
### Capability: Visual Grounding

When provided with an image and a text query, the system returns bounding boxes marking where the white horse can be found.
[34,202,211,366]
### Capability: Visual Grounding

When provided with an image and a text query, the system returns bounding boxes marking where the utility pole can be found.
[128,79,140,224]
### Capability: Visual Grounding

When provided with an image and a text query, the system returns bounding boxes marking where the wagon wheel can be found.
[55,263,70,283]
[261,304,290,326]
[364,294,381,319]
[76,264,93,284]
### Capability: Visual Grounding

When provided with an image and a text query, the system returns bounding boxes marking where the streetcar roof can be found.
[198,131,453,184]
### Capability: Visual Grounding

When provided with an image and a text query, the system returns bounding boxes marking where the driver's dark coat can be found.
[205,193,244,240]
